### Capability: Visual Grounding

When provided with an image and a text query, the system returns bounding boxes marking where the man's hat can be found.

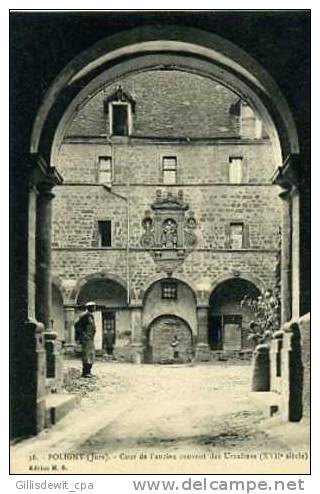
[85,301,96,307]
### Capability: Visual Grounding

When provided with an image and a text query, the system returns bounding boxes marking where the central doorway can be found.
[147,315,193,364]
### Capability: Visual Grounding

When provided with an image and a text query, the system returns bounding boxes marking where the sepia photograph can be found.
[9,9,310,475]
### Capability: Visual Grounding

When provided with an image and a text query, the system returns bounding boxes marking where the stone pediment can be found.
[103,86,136,112]
[151,190,189,212]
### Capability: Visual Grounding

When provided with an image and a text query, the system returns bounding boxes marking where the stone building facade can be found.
[51,69,282,363]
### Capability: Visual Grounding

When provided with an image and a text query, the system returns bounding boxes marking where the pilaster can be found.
[130,303,144,363]
[195,305,211,362]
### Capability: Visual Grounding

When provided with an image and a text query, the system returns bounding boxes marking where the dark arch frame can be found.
[208,277,262,352]
[70,271,128,305]
[30,25,299,167]
[142,275,197,306]
[145,313,194,364]
[146,313,193,339]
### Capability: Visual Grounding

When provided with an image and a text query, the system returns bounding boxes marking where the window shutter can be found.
[92,221,99,247]
[242,159,249,183]
[225,224,231,249]
[243,224,250,248]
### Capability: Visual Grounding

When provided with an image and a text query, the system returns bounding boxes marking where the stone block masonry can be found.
[51,68,282,363]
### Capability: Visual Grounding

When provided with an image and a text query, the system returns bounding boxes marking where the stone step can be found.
[45,393,80,427]
[249,390,281,418]
[211,350,253,361]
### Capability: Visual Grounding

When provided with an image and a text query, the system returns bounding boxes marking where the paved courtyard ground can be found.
[11,361,310,474]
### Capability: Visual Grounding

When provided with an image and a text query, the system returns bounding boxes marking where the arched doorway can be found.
[76,277,129,357]
[143,278,197,363]
[10,19,307,439]
[209,278,261,352]
[147,315,193,364]
[143,278,197,333]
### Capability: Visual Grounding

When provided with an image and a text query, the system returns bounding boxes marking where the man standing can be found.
[75,301,96,378]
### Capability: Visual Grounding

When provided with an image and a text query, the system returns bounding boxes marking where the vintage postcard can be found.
[10,10,310,475]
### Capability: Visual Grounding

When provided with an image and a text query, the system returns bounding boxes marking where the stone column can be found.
[195,305,211,362]
[270,330,284,393]
[36,183,59,380]
[64,305,76,353]
[291,187,300,319]
[130,305,144,363]
[27,185,38,319]
[279,188,292,325]
[281,322,303,422]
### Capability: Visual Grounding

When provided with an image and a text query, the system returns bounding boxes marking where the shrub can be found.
[241,287,280,347]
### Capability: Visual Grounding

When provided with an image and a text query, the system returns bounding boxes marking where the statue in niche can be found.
[184,212,197,247]
[140,192,198,274]
[161,219,178,248]
[141,211,155,248]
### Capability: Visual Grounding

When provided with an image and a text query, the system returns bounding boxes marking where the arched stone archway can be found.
[30,25,299,165]
[146,315,193,364]
[51,275,66,304]
[209,278,261,352]
[209,273,265,300]
[10,16,310,440]
[143,273,198,302]
[142,277,197,337]
[76,277,130,358]
[70,271,127,305]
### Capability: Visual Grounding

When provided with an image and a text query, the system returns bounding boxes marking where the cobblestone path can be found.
[12,361,309,474]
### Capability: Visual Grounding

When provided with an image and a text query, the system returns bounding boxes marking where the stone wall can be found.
[57,141,275,185]
[142,280,197,336]
[52,68,281,361]
[52,249,279,298]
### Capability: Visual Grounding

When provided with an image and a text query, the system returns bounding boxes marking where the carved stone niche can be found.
[141,190,197,274]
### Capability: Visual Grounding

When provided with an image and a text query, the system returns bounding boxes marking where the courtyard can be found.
[11,361,309,474]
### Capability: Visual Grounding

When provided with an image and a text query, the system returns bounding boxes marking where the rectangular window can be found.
[229,157,242,183]
[230,223,244,249]
[161,281,178,300]
[98,156,112,185]
[112,104,128,136]
[162,156,177,184]
[98,220,112,247]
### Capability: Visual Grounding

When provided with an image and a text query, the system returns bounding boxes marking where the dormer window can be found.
[229,98,263,139]
[111,104,129,136]
[104,86,135,137]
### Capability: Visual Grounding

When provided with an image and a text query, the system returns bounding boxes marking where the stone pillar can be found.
[130,305,144,363]
[195,305,211,362]
[281,322,303,422]
[252,344,270,391]
[63,305,76,353]
[270,330,283,393]
[291,187,300,319]
[36,184,59,380]
[279,188,292,325]
[13,319,47,436]
[27,185,38,319]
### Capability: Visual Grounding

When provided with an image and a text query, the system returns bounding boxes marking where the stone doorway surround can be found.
[146,315,193,364]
